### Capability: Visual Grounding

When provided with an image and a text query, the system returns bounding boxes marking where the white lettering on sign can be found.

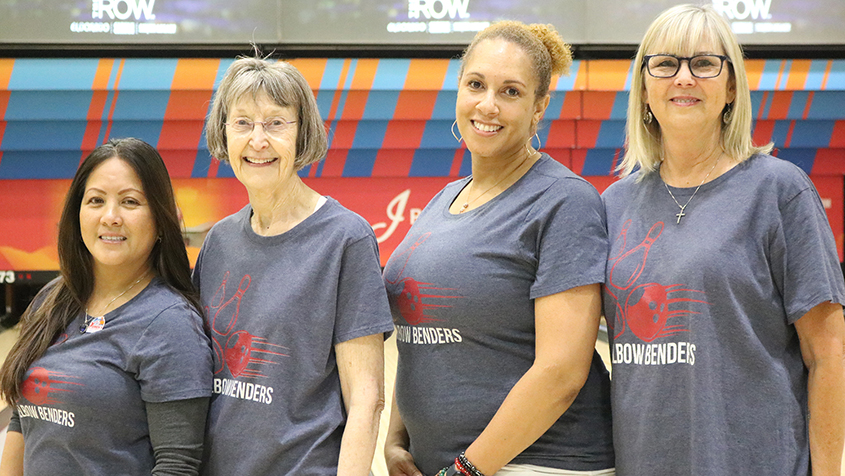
[712,0,772,21]
[372,189,422,243]
[92,0,156,21]
[408,0,470,20]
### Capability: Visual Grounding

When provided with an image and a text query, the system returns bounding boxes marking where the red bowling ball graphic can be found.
[606,221,709,342]
[206,272,289,378]
[385,233,462,326]
[21,367,82,405]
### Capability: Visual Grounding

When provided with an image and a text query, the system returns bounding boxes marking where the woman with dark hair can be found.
[0,138,212,476]
[195,57,393,475]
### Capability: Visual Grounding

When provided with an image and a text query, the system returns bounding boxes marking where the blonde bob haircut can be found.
[619,4,772,177]
[206,57,328,170]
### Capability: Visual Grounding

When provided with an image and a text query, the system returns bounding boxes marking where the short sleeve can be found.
[773,186,845,323]
[531,178,609,298]
[8,407,21,433]
[334,234,395,344]
[131,302,213,403]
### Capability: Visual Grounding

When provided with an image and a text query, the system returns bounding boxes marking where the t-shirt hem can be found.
[787,293,845,324]
[530,275,605,300]
[334,323,395,344]
[141,387,212,404]
[511,453,615,471]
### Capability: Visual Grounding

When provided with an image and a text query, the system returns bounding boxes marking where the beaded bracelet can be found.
[436,464,462,476]
[456,452,486,476]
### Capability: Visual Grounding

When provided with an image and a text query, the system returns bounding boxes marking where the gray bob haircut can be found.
[205,57,328,170]
[619,3,772,178]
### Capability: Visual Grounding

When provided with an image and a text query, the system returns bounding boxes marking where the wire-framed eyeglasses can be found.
[642,54,731,79]
[225,118,297,136]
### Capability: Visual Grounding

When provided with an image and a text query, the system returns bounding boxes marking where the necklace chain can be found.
[459,150,537,214]
[81,273,147,333]
[662,155,721,224]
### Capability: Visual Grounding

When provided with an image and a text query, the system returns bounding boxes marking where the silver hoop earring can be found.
[722,104,733,125]
[643,108,653,125]
[532,133,542,149]
[451,120,463,143]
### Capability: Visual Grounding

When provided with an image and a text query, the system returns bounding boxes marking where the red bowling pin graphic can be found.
[384,233,431,285]
[609,219,632,261]
[608,221,664,291]
[211,274,250,337]
[206,272,289,378]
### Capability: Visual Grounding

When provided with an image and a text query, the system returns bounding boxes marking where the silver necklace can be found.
[661,156,721,224]
[459,150,536,213]
[80,274,147,333]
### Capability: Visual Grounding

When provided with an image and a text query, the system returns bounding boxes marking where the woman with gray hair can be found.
[195,57,394,475]
[602,4,845,475]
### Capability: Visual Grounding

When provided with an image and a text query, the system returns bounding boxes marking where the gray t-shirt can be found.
[602,154,845,476]
[193,198,394,476]
[9,278,212,476]
[383,154,614,474]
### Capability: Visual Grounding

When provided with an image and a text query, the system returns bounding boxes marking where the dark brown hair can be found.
[0,138,201,405]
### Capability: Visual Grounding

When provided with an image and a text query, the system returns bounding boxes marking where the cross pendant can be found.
[675,209,686,224]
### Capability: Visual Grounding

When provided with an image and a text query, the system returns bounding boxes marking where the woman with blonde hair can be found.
[384,21,614,476]
[603,5,845,475]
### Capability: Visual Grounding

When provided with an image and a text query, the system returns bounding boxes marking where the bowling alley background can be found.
[0,57,843,285]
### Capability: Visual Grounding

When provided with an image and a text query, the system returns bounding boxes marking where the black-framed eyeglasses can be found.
[642,54,731,79]
[224,118,297,136]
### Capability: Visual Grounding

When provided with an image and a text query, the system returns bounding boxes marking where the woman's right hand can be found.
[384,443,423,476]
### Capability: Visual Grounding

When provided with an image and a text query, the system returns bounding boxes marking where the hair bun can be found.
[527,23,572,76]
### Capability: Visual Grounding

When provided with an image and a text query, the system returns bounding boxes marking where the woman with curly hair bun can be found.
[383,21,615,476]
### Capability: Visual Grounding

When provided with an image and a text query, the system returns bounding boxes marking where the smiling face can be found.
[225,92,299,193]
[456,38,549,161]
[79,157,157,277]
[643,39,736,141]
